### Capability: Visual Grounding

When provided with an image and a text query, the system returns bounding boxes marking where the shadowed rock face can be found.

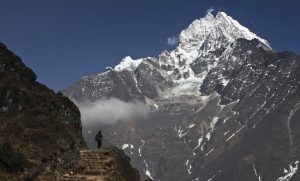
[0,42,86,180]
[64,31,300,181]
[0,43,141,181]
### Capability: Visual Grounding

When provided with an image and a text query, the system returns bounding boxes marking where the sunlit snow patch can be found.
[192,137,203,156]
[122,144,130,149]
[114,56,143,71]
[253,163,262,181]
[121,144,134,154]
[277,161,299,181]
[186,159,192,174]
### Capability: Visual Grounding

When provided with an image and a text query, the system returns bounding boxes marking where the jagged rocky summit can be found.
[0,43,140,181]
[64,12,300,181]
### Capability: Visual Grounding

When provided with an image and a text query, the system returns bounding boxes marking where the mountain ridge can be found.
[63,12,300,181]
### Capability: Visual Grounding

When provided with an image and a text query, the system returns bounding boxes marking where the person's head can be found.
[98,130,102,134]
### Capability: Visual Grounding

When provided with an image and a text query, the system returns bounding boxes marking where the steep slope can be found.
[0,42,85,180]
[0,42,140,181]
[64,12,300,181]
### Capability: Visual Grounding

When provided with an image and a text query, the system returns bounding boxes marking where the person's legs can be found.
[97,141,101,149]
[99,140,102,148]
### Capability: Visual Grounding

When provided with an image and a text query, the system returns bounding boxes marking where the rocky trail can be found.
[61,149,113,181]
[61,147,140,181]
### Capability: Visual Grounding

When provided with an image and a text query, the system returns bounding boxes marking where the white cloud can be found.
[77,98,149,125]
[167,36,179,46]
[206,7,215,14]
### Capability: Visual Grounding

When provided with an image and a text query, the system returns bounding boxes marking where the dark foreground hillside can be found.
[0,42,140,181]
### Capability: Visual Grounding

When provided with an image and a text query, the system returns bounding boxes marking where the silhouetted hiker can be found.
[95,130,103,149]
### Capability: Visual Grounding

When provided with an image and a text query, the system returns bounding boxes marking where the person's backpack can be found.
[95,133,102,141]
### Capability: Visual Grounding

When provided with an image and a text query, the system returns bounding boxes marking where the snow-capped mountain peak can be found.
[114,12,270,74]
[215,12,270,46]
[114,56,143,72]
[179,11,270,53]
[154,11,272,97]
[113,12,272,97]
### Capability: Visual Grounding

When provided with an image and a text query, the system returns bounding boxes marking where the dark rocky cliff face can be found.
[0,42,140,181]
[0,42,86,180]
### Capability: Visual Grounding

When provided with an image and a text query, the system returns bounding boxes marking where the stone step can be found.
[80,153,105,156]
[80,154,109,156]
[61,174,104,181]
[83,164,111,168]
[84,169,107,175]
[80,156,107,158]
[79,160,112,164]
[80,155,105,157]
[80,152,110,156]
[80,156,109,159]
[61,149,118,181]
[79,158,105,161]
[81,165,111,169]
[84,164,111,168]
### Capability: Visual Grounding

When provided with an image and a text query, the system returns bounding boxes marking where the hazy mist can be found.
[77,98,149,125]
